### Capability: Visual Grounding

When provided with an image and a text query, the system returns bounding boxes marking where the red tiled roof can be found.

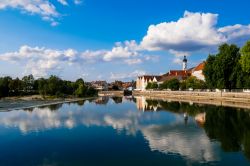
[159,75,187,82]
[193,62,205,71]
[166,70,191,77]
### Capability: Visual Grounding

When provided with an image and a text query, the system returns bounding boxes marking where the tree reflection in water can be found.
[204,106,250,159]
[111,97,123,104]
[137,97,250,160]
[0,97,249,163]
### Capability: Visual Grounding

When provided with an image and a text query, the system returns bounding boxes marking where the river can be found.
[0,96,249,166]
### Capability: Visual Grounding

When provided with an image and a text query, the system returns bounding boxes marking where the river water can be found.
[0,96,249,166]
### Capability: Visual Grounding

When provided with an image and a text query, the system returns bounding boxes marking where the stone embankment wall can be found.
[98,91,124,97]
[133,90,250,109]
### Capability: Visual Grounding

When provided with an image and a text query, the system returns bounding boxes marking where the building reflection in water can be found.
[93,97,109,105]
[195,112,206,126]
[136,96,160,112]
[0,98,250,162]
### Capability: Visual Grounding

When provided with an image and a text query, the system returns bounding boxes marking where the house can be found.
[122,82,134,90]
[91,81,108,91]
[191,62,205,81]
[158,69,192,84]
[136,75,162,91]
[136,56,205,91]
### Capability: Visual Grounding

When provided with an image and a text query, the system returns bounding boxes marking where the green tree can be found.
[47,75,63,96]
[160,78,180,90]
[75,84,87,97]
[146,82,158,89]
[0,77,12,97]
[167,78,180,90]
[203,55,216,89]
[180,81,187,90]
[203,44,241,89]
[22,74,35,93]
[159,81,168,90]
[240,41,250,73]
[37,78,48,97]
[8,78,23,96]
[146,82,152,89]
[186,76,206,89]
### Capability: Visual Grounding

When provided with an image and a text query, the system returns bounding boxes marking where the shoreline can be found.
[132,90,250,109]
[0,95,97,111]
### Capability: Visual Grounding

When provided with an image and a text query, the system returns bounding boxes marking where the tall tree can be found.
[240,41,250,74]
[203,55,216,89]
[203,44,241,89]
[22,74,35,93]
[0,77,12,97]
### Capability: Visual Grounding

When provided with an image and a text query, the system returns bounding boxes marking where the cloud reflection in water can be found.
[0,98,219,163]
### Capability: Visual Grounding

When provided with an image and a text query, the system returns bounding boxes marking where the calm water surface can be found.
[0,96,250,166]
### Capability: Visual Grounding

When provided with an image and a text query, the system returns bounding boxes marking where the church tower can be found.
[183,56,187,70]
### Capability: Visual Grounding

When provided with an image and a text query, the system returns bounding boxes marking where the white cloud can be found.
[0,45,78,77]
[103,40,140,61]
[124,59,142,65]
[80,40,150,65]
[0,0,82,25]
[172,57,183,65]
[140,11,250,56]
[218,24,250,45]
[74,0,82,5]
[0,0,59,25]
[110,70,146,80]
[0,43,152,78]
[57,0,68,6]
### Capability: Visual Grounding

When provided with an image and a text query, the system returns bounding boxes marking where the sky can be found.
[0,0,250,82]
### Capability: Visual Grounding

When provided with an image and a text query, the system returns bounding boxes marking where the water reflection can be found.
[0,97,250,164]
[135,96,250,160]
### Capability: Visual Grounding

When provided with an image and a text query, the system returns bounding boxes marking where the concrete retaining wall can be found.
[133,90,250,99]
[133,90,250,109]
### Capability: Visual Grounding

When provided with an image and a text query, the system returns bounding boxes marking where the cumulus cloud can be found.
[140,11,250,56]
[0,43,152,77]
[0,0,81,25]
[80,40,151,65]
[218,24,250,45]
[0,45,78,77]
[103,40,140,61]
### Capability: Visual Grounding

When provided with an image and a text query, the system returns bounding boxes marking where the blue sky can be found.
[0,0,250,81]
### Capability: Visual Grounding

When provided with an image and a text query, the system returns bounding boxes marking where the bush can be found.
[146,82,158,90]
[160,78,180,90]
[186,76,207,89]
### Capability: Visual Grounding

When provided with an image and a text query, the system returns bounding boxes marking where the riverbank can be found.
[98,91,124,97]
[0,95,96,111]
[132,90,250,109]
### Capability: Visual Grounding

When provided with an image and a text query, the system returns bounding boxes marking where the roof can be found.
[138,75,162,81]
[159,75,187,82]
[92,81,107,85]
[193,62,205,72]
[167,70,191,77]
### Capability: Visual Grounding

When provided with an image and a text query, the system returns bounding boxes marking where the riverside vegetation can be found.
[0,75,97,98]
[146,41,250,90]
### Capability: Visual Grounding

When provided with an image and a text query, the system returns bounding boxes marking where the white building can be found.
[191,62,205,81]
[136,75,161,91]
[136,56,206,91]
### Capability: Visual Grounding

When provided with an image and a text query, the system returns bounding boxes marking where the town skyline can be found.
[1,0,250,81]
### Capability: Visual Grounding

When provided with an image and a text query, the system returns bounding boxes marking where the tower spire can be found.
[183,56,187,70]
